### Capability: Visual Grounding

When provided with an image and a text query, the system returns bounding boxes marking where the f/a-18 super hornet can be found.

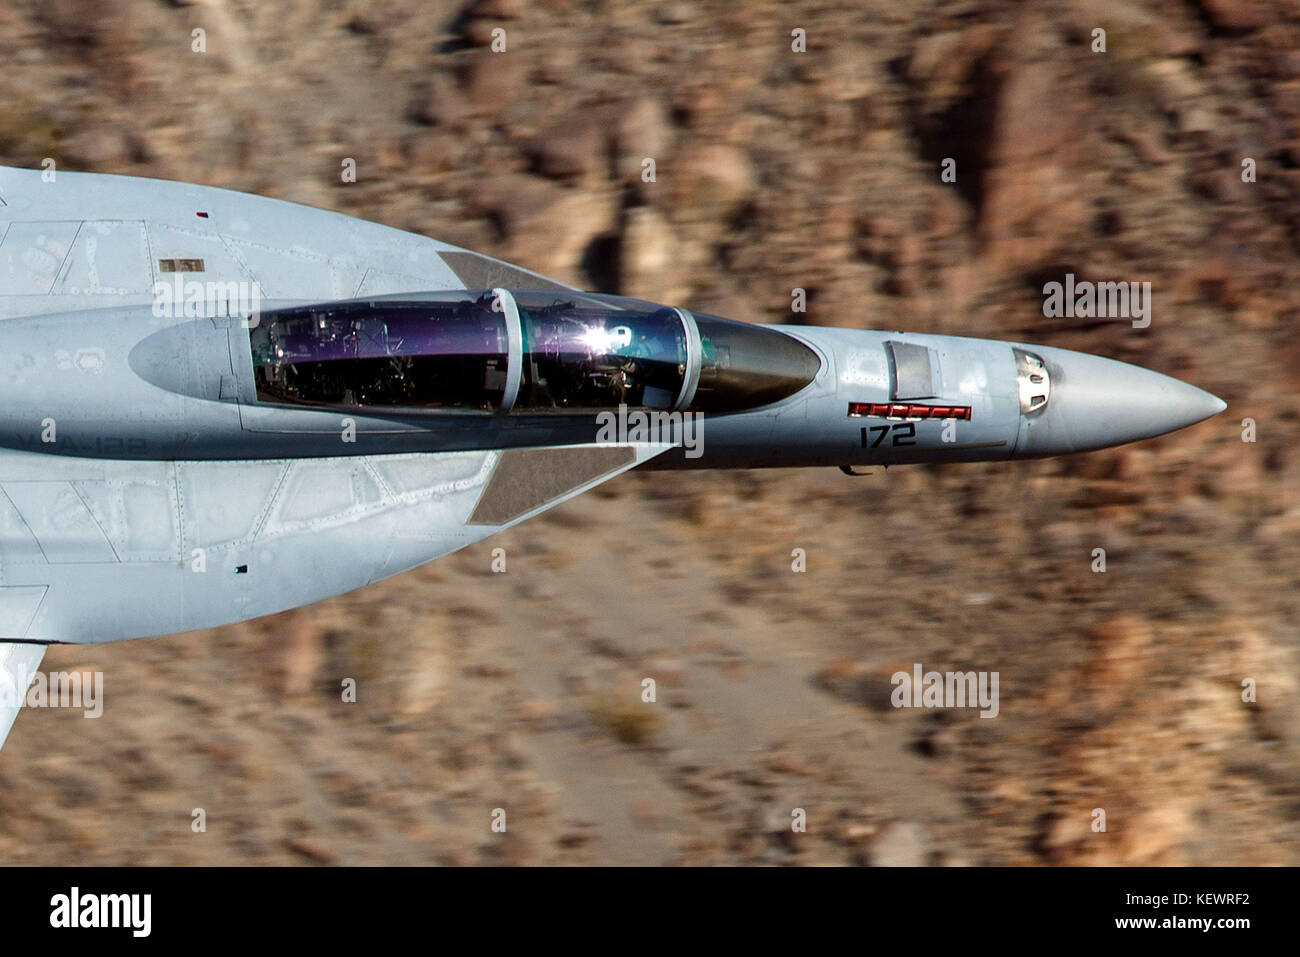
[0,165,1225,748]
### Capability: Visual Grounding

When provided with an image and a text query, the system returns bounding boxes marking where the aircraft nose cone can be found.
[1013,344,1226,457]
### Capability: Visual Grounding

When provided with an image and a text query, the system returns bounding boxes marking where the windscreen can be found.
[688,313,822,412]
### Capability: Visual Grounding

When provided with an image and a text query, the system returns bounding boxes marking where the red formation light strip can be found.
[847,402,972,420]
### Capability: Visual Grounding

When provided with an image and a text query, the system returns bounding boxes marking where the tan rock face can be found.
[459,50,527,116]
[527,116,605,180]
[1020,615,1299,865]
[471,174,620,284]
[669,143,758,226]
[620,206,689,304]
[615,97,675,188]
[1196,0,1265,33]
[976,59,1090,271]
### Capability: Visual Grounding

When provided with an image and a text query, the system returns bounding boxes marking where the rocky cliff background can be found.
[0,0,1296,865]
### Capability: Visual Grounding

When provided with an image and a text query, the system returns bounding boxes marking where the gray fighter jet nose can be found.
[1013,344,1226,457]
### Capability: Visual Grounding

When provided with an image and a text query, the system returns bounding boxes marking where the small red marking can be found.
[847,402,971,420]
[196,211,209,218]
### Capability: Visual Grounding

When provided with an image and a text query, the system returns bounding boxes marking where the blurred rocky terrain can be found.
[0,0,1296,864]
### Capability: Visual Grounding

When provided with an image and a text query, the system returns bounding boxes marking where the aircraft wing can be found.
[0,442,671,656]
[0,641,45,750]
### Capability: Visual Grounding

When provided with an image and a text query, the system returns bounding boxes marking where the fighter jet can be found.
[0,165,1224,748]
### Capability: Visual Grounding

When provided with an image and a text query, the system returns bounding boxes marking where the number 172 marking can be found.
[862,423,917,448]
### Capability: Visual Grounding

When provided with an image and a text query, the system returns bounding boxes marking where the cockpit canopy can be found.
[248,290,820,416]
[250,292,509,411]
[510,291,687,411]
